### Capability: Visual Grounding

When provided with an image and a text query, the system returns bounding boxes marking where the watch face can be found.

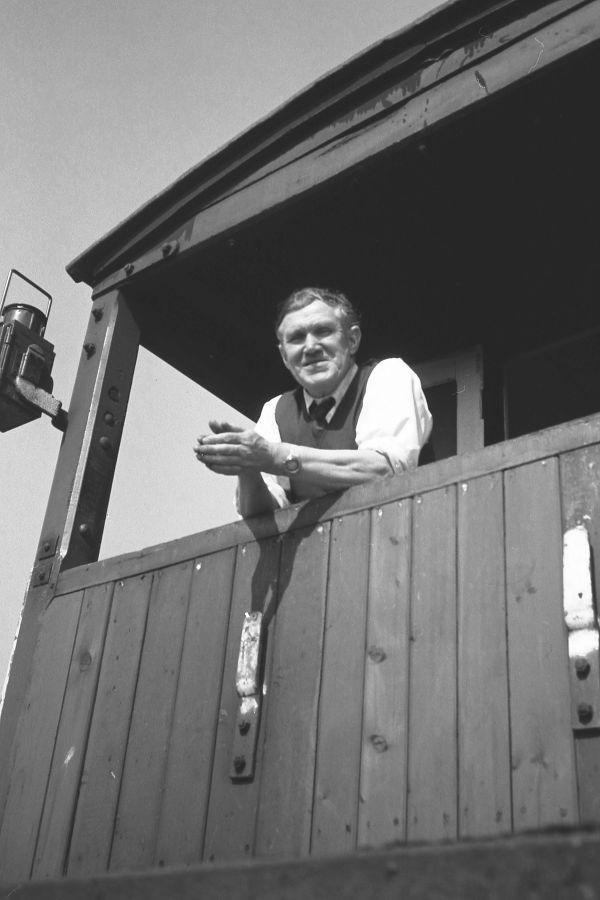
[284,453,300,474]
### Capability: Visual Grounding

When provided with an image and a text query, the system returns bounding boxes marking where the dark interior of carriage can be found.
[125,41,600,462]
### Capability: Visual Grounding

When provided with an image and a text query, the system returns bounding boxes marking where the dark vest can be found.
[275,362,378,501]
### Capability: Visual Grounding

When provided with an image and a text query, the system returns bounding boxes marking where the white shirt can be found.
[253,358,432,509]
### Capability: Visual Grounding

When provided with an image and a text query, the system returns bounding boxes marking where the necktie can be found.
[308,396,335,426]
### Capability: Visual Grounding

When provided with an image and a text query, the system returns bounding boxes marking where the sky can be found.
[0,0,445,695]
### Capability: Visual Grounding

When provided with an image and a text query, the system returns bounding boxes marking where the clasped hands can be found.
[194,420,279,476]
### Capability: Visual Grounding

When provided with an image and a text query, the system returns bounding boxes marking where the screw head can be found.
[578,702,594,725]
[575,657,591,679]
[368,646,386,664]
[370,734,388,753]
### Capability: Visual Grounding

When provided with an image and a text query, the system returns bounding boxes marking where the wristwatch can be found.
[283,451,301,474]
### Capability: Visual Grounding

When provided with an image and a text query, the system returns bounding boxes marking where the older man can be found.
[195,287,432,518]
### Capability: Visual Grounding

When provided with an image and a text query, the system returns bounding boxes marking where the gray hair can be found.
[275,287,360,335]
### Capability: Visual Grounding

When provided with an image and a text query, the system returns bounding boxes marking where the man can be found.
[195,287,432,518]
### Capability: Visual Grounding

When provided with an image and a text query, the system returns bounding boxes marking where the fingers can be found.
[200,431,245,446]
[209,420,244,434]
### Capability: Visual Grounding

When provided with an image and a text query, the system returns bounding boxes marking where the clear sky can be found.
[0,0,444,695]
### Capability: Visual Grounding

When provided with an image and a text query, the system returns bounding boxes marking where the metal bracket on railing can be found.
[230,611,264,782]
[563,524,600,730]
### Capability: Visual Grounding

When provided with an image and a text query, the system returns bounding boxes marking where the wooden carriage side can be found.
[2,0,600,892]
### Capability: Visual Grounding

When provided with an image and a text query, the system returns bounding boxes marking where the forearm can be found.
[271,443,392,490]
[236,471,282,518]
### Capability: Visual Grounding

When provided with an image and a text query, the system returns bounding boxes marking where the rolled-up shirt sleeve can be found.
[356,358,432,473]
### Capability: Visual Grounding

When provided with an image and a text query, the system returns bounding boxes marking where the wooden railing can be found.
[2,413,600,882]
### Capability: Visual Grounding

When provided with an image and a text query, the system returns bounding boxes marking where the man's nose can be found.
[304,333,320,352]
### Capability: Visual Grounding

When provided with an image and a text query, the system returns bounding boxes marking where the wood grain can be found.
[358,500,412,847]
[311,511,370,855]
[560,444,600,822]
[109,562,193,871]
[254,523,331,857]
[32,583,114,878]
[203,537,281,863]
[155,549,236,866]
[67,574,153,876]
[407,485,457,842]
[505,458,578,829]
[457,473,511,837]
[0,592,83,881]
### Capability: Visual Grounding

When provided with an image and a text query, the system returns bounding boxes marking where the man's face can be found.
[277,299,361,398]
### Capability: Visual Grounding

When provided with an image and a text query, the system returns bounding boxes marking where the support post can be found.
[0,289,139,827]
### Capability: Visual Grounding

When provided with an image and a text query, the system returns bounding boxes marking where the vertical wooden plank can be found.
[109,561,193,871]
[358,499,412,847]
[0,592,83,882]
[457,473,511,837]
[561,444,600,822]
[203,538,281,863]
[66,573,152,876]
[32,583,113,878]
[311,511,370,855]
[255,522,331,858]
[155,548,236,867]
[407,485,457,842]
[505,457,578,830]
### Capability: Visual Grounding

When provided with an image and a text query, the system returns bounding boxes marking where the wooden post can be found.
[0,289,139,827]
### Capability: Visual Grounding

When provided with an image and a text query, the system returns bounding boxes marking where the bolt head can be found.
[575,657,591,679]
[578,702,594,725]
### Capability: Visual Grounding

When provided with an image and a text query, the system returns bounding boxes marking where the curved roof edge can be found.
[66,0,510,285]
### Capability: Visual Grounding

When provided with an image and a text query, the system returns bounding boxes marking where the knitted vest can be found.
[274,362,377,501]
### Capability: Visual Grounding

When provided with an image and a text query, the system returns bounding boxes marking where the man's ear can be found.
[348,324,362,356]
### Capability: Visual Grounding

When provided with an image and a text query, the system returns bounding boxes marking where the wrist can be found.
[273,442,300,475]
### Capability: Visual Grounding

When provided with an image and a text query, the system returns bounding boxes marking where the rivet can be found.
[99,436,112,452]
[578,702,594,724]
[161,240,179,258]
[83,342,96,358]
[42,541,51,553]
[78,523,92,541]
[108,386,120,402]
[103,412,115,426]
[368,646,387,663]
[415,496,422,504]
[37,570,46,583]
[124,263,135,276]
[91,307,104,322]
[233,755,246,774]
[575,657,591,679]
[370,734,388,753]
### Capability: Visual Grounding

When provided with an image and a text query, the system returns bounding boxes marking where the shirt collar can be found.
[303,362,358,423]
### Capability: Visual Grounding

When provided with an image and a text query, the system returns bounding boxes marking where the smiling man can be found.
[195,287,432,518]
